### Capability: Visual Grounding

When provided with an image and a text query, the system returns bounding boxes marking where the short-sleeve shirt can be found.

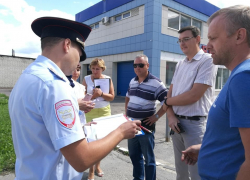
[198,59,250,180]
[73,80,86,126]
[73,80,85,100]
[171,49,217,116]
[9,55,85,180]
[126,72,168,119]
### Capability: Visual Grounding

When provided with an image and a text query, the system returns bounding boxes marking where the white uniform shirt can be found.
[9,55,85,180]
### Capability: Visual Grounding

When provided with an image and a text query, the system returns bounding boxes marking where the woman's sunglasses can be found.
[133,63,145,68]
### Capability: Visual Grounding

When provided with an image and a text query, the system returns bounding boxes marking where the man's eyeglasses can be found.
[133,63,145,68]
[177,37,194,44]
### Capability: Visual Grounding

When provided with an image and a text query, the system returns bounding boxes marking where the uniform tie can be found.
[66,75,75,88]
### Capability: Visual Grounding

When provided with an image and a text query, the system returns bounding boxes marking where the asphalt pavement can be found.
[0,90,176,180]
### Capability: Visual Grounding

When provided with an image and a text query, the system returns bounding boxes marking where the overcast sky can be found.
[0,0,249,58]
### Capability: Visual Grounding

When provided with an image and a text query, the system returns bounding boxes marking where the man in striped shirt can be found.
[125,54,168,180]
[163,26,217,180]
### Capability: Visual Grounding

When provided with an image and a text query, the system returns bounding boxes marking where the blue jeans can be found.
[128,132,156,180]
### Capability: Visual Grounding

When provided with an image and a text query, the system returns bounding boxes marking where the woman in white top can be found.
[72,64,86,126]
[82,58,115,180]
[72,64,85,99]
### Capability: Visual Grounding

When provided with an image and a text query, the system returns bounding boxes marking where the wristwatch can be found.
[164,98,169,106]
[155,114,159,119]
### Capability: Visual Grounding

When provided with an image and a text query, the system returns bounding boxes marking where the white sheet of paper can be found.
[94,78,110,94]
[92,114,127,139]
[84,126,97,142]
[84,114,144,141]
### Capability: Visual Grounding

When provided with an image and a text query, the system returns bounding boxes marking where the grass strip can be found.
[0,94,15,174]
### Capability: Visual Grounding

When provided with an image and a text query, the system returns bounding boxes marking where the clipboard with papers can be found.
[84,114,144,142]
[94,78,110,93]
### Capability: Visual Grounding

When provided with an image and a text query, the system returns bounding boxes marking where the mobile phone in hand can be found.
[177,123,185,133]
[83,93,92,101]
[170,123,185,135]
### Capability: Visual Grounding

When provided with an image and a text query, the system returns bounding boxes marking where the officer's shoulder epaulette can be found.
[48,67,65,81]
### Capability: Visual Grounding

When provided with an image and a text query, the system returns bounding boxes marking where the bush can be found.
[0,94,15,174]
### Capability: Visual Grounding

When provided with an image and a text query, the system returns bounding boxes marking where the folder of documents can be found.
[84,114,144,141]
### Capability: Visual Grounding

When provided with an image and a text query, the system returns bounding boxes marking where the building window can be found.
[181,15,191,29]
[90,22,99,30]
[192,19,202,33]
[215,68,230,89]
[123,12,131,19]
[115,11,131,22]
[168,11,179,30]
[115,15,122,21]
[168,10,203,33]
[95,23,99,29]
[166,62,177,88]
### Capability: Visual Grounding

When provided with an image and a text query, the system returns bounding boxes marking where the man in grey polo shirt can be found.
[163,26,217,180]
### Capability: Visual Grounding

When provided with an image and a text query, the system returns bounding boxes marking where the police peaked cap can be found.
[31,16,92,61]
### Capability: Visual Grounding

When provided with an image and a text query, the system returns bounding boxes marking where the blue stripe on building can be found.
[76,0,134,22]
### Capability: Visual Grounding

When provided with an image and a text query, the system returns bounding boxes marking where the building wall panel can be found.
[86,6,144,46]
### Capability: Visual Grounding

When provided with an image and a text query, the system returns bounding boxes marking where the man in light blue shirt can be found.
[9,16,140,180]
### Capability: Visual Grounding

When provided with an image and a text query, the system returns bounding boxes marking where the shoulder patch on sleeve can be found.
[55,100,76,129]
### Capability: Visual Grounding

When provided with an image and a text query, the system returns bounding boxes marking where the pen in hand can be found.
[124,116,152,134]
[138,118,152,133]
[139,125,152,133]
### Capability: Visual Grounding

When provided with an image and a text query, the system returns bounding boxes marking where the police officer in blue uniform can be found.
[8,16,140,180]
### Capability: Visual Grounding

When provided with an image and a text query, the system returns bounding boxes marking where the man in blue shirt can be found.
[9,16,140,180]
[181,5,250,180]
